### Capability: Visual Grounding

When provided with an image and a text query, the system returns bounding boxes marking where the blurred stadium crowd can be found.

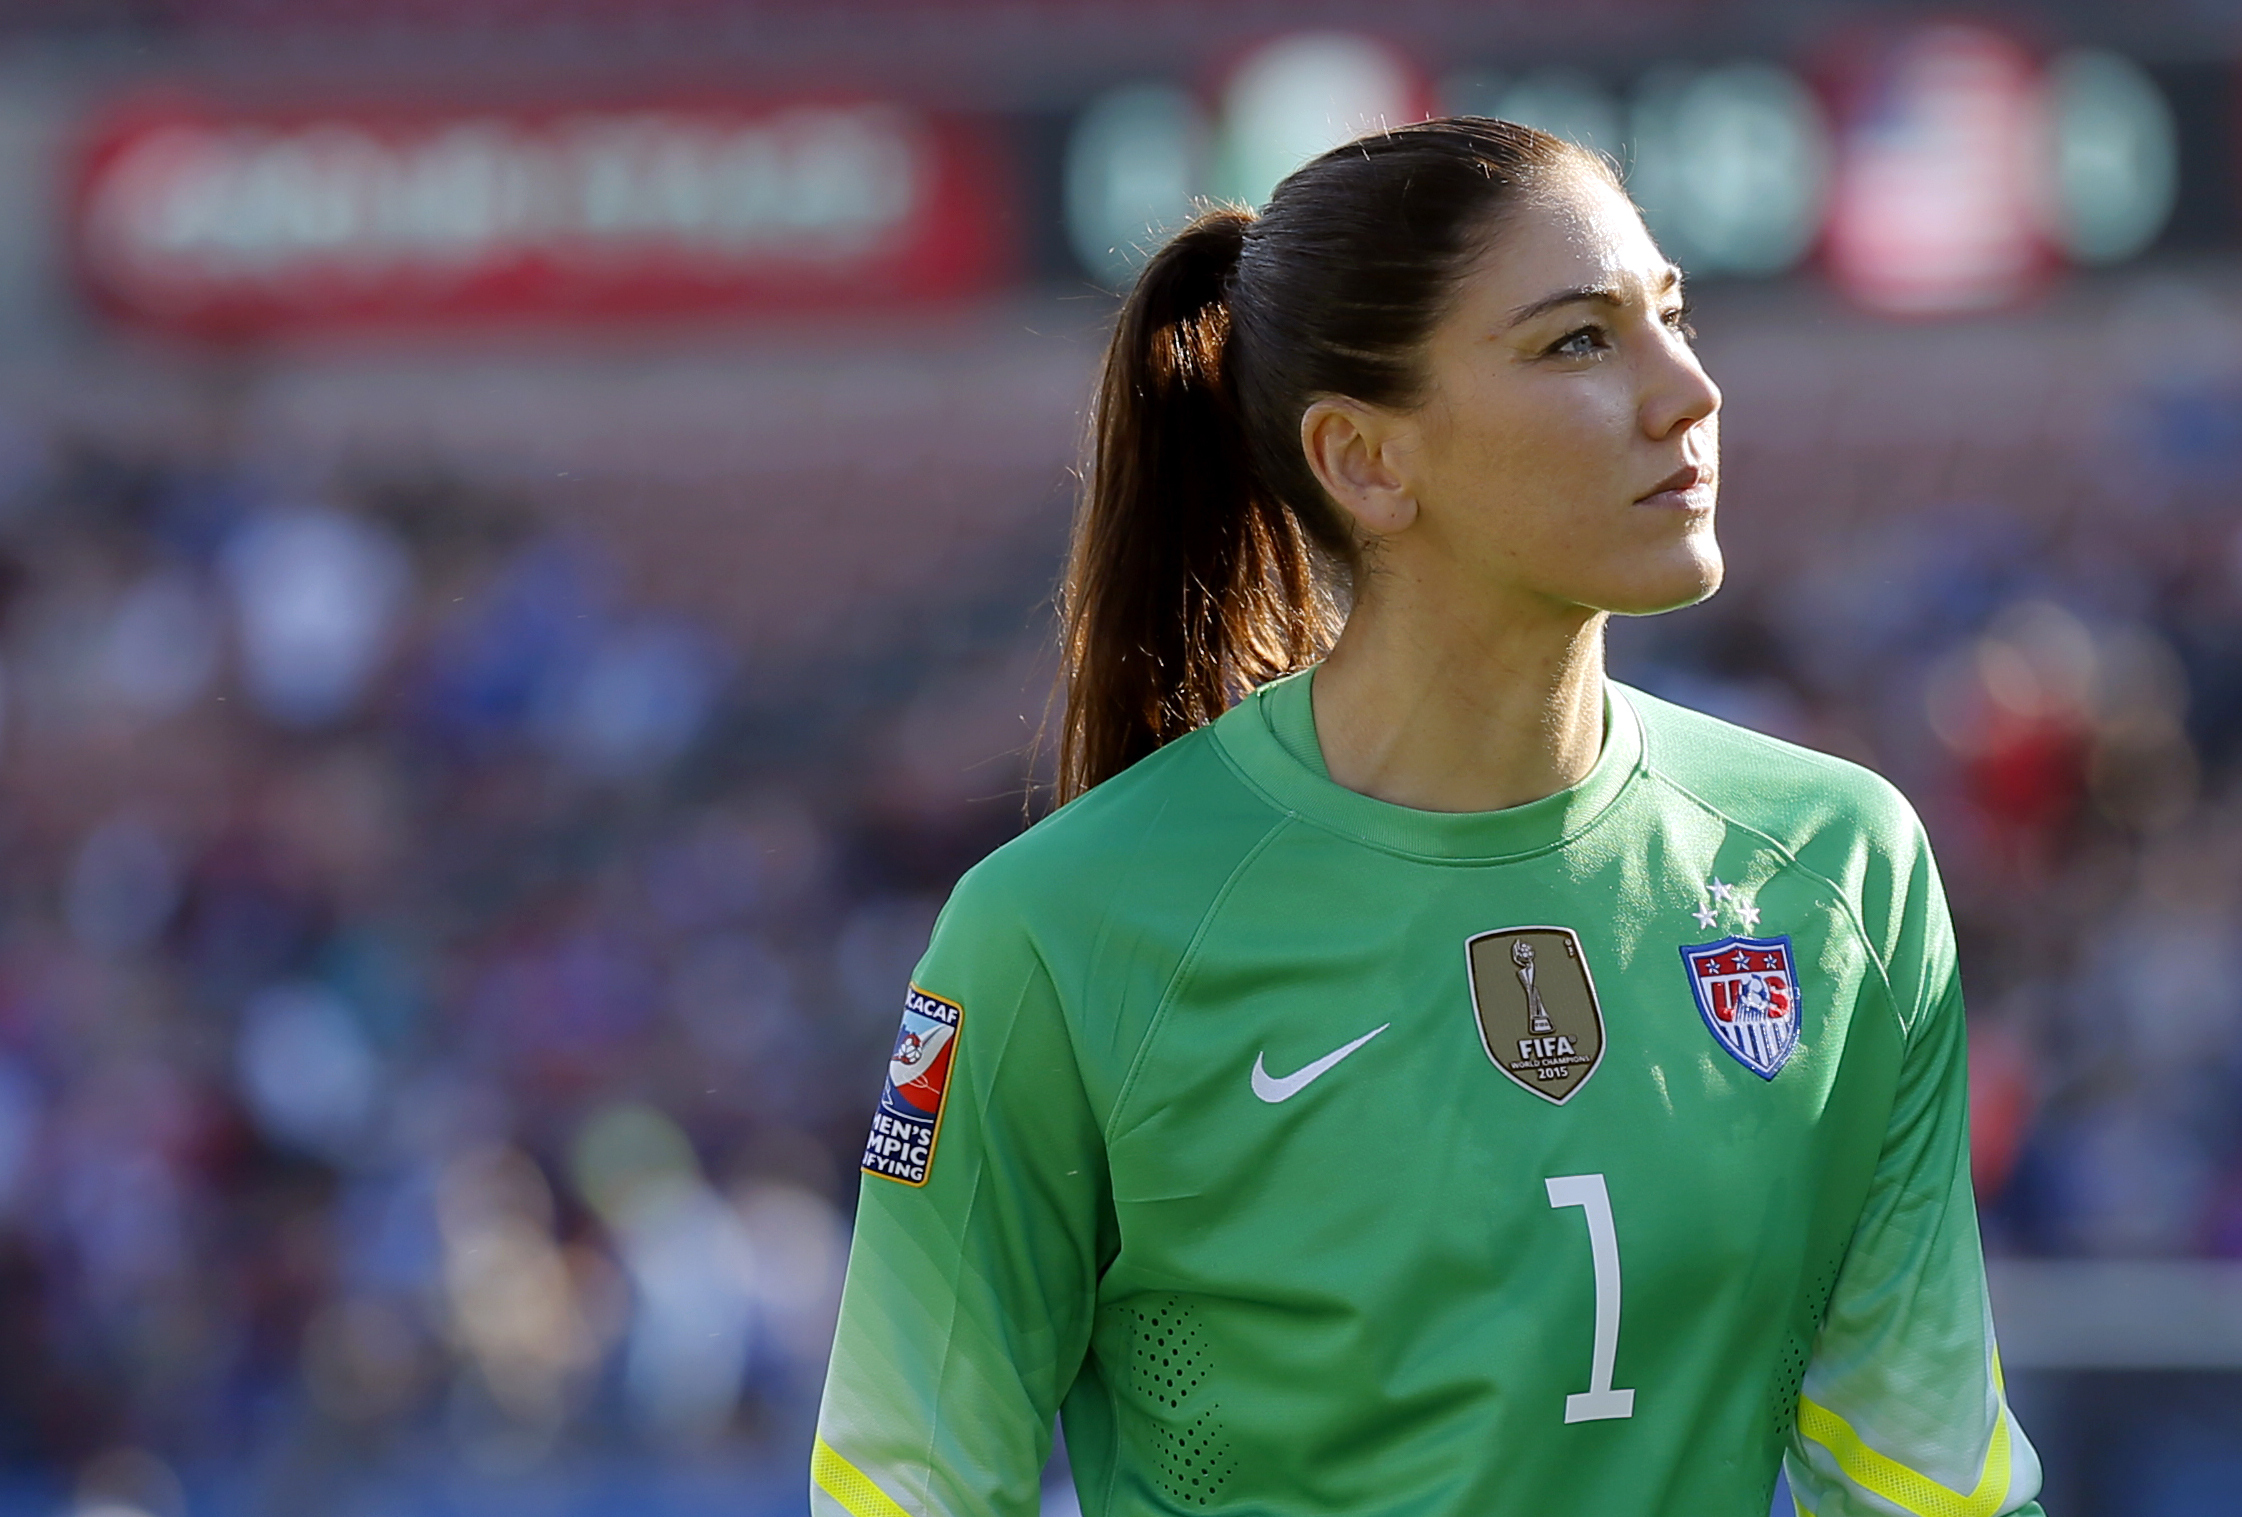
[0,1,2231,1514]
[0,438,979,1513]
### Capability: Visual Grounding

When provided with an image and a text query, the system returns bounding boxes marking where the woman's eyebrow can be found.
[1506,285,1621,328]
[1504,265,1685,329]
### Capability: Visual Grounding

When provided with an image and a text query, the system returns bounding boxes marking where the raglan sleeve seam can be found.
[1102,812,1295,1145]
[1015,921,1126,1278]
[1639,764,1913,1044]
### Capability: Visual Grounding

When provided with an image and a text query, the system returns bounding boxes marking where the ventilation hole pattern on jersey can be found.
[1153,1404,1236,1508]
[1127,1297,1208,1411]
[1124,1297,1232,1506]
[1770,1259,1844,1443]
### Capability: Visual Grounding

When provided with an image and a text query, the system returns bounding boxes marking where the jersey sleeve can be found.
[1784,819,2045,1517]
[811,867,1109,1517]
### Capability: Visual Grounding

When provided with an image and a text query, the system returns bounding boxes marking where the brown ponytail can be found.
[1054,207,1342,804]
[1055,118,1604,803]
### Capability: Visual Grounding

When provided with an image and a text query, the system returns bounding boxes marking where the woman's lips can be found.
[1636,465,1713,510]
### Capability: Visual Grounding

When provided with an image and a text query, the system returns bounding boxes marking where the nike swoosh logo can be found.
[1250,1024,1391,1104]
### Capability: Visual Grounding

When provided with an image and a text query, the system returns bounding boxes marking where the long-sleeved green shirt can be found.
[815,668,2045,1517]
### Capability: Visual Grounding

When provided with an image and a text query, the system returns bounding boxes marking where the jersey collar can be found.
[1212,664,1645,862]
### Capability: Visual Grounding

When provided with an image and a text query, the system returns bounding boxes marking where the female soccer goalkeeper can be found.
[813,119,2044,1517]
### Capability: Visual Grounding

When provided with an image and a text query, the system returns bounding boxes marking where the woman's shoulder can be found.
[1620,684,1955,1017]
[940,719,1290,941]
[1617,681,1927,856]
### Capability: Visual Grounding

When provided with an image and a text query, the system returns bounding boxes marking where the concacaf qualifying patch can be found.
[861,986,961,1186]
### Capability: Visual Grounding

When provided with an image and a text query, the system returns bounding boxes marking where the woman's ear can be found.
[1301,398,1419,538]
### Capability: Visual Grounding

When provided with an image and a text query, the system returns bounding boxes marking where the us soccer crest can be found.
[1679,935,1802,1079]
[1466,926,1606,1104]
[860,986,961,1186]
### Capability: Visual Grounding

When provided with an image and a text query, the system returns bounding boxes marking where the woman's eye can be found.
[1550,325,1607,358]
[1663,304,1697,339]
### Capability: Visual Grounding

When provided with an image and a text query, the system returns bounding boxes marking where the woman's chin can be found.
[1597,542,1724,617]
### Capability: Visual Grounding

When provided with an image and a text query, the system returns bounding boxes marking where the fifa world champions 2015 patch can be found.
[1679,935,1802,1079]
[1466,925,1607,1105]
[861,986,962,1186]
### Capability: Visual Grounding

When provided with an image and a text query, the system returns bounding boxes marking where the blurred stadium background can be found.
[0,1,2233,1513]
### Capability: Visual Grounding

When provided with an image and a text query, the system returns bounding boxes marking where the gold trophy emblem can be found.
[1514,939,1554,1035]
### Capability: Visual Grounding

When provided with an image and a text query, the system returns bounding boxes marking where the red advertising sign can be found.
[72,94,1015,336]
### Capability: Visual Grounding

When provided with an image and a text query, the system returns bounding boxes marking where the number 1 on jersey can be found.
[1545,1173,1636,1423]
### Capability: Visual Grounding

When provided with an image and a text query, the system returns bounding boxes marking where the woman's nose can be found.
[1644,341,1722,441]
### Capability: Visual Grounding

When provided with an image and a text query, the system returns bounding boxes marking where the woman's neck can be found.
[1310,586,1609,814]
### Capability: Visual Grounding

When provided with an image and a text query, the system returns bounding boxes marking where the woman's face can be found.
[1342,170,1723,620]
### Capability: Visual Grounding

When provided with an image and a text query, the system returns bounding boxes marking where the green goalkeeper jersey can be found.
[814,668,2045,1517]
